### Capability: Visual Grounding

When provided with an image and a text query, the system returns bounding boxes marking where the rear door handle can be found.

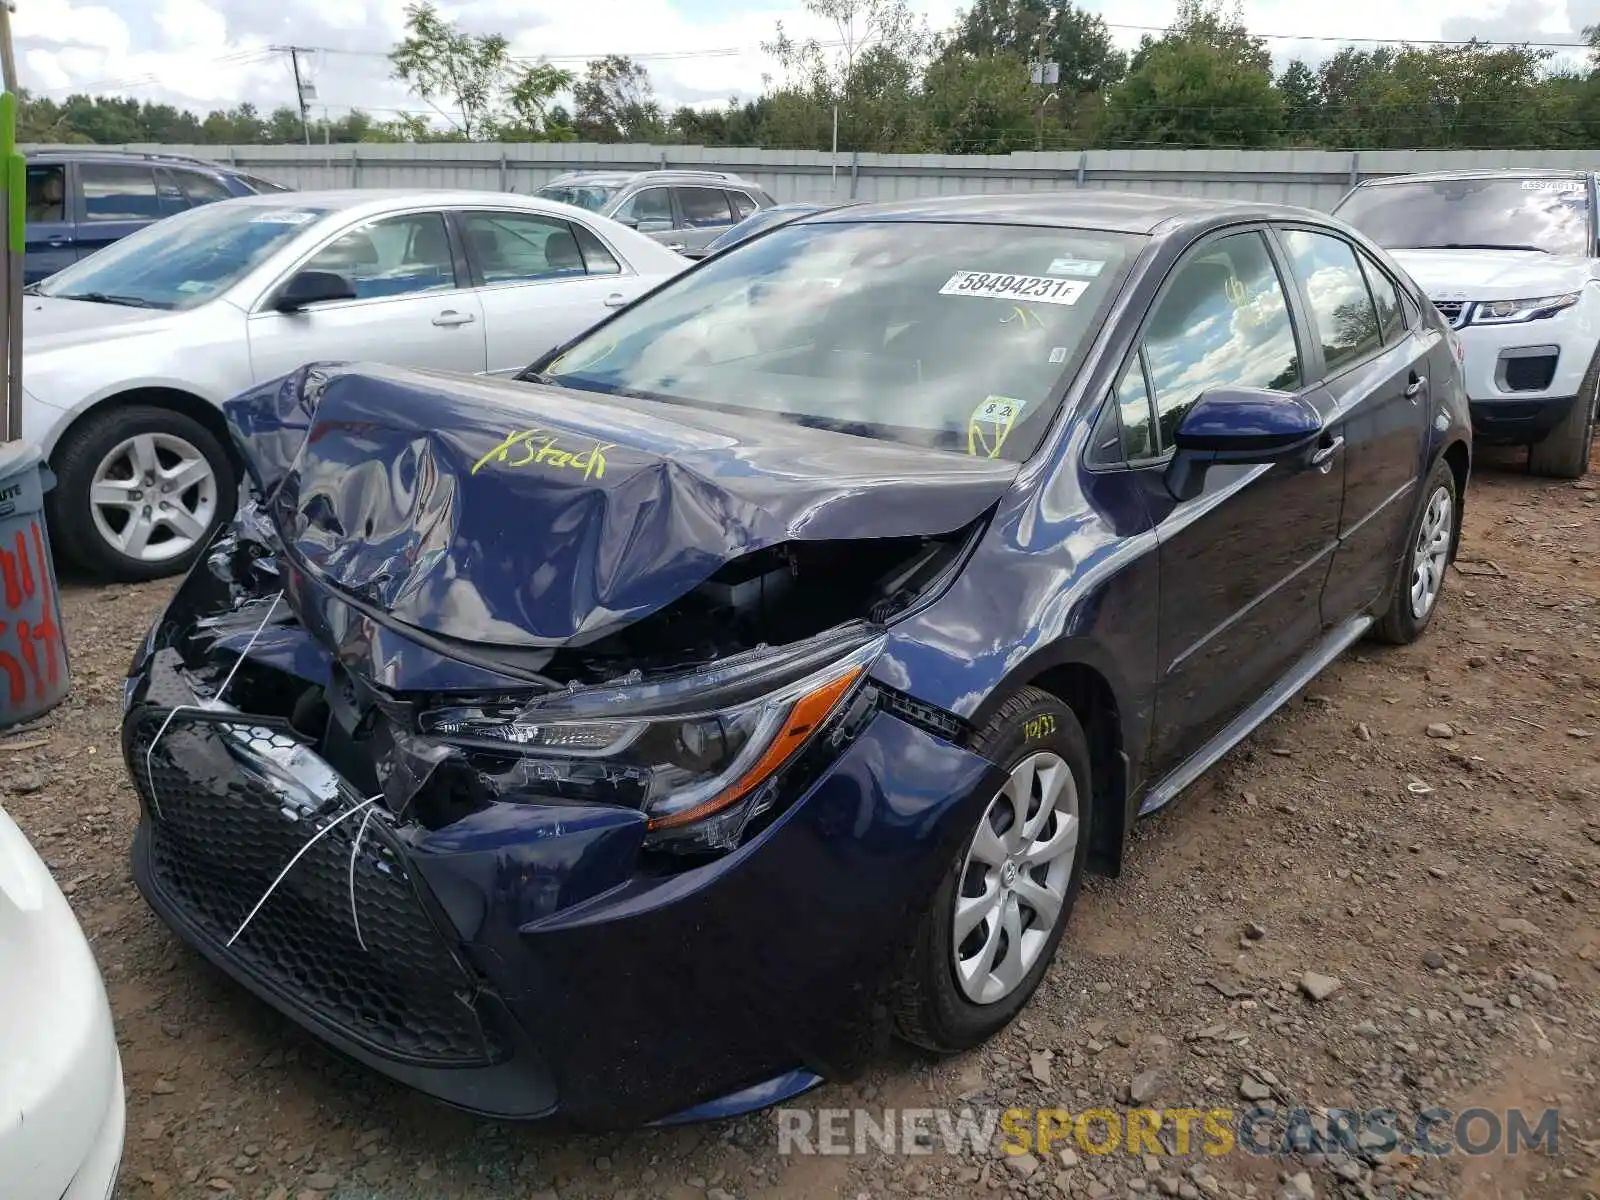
[1404,373,1427,399]
[665,242,686,252]
[432,310,476,327]
[1311,435,1345,472]
[603,293,627,309]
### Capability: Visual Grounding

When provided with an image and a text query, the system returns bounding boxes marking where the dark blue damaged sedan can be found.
[121,192,1471,1127]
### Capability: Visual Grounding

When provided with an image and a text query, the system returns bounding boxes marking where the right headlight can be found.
[418,629,882,854]
[1469,293,1580,325]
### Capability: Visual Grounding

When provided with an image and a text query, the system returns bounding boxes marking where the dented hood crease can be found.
[224,363,1019,654]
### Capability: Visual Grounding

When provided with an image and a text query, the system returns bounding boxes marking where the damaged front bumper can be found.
[122,540,1004,1127]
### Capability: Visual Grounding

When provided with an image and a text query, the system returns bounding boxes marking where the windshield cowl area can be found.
[538,220,1141,464]
[1336,177,1591,258]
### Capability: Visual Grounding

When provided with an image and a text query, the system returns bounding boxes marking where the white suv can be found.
[1335,170,1600,477]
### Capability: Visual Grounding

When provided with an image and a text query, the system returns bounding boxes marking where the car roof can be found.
[27,149,241,172]
[798,191,1331,235]
[1357,168,1594,187]
[541,170,758,187]
[202,188,603,220]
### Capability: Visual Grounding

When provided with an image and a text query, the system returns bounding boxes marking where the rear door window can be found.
[81,163,162,221]
[1357,251,1406,345]
[460,211,587,283]
[572,223,622,275]
[174,169,234,206]
[677,187,733,229]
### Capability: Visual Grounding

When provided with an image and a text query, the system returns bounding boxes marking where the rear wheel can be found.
[893,687,1091,1053]
[1528,347,1599,479]
[48,405,235,581]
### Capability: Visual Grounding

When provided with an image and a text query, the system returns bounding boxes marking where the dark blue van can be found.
[24,149,289,283]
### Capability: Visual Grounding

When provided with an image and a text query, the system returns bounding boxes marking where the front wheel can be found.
[1372,458,1457,646]
[1528,349,1599,479]
[893,687,1091,1053]
[48,405,236,582]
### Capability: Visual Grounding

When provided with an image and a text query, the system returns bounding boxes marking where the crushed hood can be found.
[225,363,1018,651]
[1389,248,1600,302]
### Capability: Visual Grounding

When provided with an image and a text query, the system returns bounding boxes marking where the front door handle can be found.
[45,236,67,247]
[665,242,687,252]
[1311,435,1345,473]
[602,293,627,309]
[1404,372,1427,400]
[432,310,476,327]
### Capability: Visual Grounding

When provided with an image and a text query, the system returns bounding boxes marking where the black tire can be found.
[893,686,1092,1053]
[1372,458,1457,646]
[48,404,236,582]
[1528,348,1599,479]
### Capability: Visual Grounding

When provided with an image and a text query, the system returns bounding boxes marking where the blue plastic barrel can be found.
[0,441,69,729]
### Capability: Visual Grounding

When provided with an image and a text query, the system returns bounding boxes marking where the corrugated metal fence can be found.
[27,143,1600,211]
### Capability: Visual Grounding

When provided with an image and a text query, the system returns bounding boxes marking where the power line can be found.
[34,47,277,96]
[1100,21,1594,52]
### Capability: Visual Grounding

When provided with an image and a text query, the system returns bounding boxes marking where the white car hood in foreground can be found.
[24,295,186,355]
[1389,248,1600,302]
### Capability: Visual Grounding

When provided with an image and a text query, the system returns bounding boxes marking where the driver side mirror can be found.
[1165,387,1324,502]
[274,269,357,313]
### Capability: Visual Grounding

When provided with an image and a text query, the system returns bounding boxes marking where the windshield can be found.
[38,202,327,310]
[1336,177,1593,256]
[537,183,620,213]
[539,220,1141,461]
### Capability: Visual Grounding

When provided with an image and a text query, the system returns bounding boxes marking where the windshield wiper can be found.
[54,291,168,308]
[1407,242,1551,254]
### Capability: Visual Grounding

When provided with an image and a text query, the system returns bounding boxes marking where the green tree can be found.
[388,1,573,140]
[1102,0,1282,148]
[503,62,579,139]
[922,51,1038,152]
[571,56,665,142]
[1277,59,1319,144]
[763,0,936,152]
[945,1,1124,93]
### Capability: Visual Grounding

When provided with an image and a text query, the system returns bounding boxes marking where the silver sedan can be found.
[21,190,687,580]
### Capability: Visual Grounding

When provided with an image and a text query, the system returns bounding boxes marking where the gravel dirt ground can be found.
[6,444,1600,1200]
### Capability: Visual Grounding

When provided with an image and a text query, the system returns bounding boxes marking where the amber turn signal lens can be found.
[645,665,865,832]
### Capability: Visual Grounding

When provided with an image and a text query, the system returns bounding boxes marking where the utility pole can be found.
[0,0,20,443]
[271,45,313,144]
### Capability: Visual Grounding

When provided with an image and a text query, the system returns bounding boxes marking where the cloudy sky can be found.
[13,0,1600,124]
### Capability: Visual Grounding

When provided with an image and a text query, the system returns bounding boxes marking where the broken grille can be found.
[128,710,504,1067]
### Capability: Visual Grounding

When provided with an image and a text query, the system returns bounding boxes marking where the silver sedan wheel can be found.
[1409,485,1453,620]
[88,432,218,564]
[952,750,1080,1006]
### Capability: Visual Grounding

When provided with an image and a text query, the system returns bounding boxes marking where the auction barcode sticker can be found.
[939,270,1090,306]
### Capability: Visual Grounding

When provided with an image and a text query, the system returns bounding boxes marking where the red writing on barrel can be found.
[0,520,64,705]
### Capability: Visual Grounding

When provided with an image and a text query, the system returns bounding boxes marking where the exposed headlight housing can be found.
[418,627,883,854]
[1469,294,1580,325]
